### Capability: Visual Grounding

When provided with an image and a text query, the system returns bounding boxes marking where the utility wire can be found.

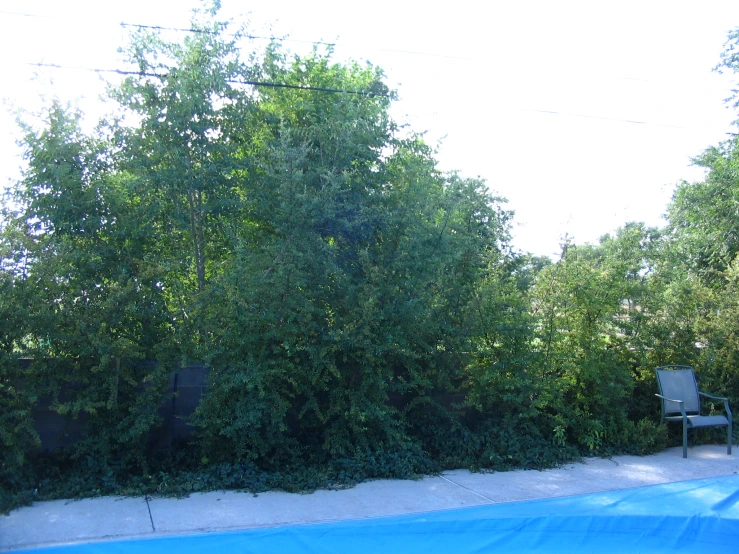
[119,22,470,61]
[120,24,468,60]
[4,9,730,124]
[0,9,337,47]
[27,63,690,127]
[121,21,467,60]
[118,22,337,47]
[26,62,386,96]
[0,9,470,61]
[0,9,55,19]
[0,9,389,52]
[522,108,687,129]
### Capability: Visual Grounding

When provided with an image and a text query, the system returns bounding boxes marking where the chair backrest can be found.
[656,366,701,415]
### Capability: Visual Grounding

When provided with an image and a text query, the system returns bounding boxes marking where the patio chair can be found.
[655,365,733,458]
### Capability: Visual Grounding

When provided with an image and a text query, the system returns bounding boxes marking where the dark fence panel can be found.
[34,404,88,452]
[25,361,467,451]
[24,361,211,452]
[149,363,210,448]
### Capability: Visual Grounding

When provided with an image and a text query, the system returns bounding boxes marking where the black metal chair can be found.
[655,365,733,458]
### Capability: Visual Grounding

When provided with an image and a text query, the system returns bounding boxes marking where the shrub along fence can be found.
[0,355,679,514]
[23,361,467,453]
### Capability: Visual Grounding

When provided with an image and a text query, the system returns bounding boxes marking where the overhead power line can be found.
[118,22,338,47]
[522,108,687,129]
[0,9,337,47]
[26,63,688,127]
[26,62,387,96]
[0,9,54,19]
[0,9,365,52]
[120,21,468,60]
[1,9,467,60]
[3,8,732,125]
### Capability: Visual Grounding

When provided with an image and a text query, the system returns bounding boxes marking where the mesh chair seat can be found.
[664,415,729,428]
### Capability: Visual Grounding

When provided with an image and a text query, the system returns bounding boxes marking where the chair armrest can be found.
[699,392,733,419]
[655,394,684,405]
[655,394,687,422]
[698,391,728,401]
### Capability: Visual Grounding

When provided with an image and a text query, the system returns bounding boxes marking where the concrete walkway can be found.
[2,445,738,552]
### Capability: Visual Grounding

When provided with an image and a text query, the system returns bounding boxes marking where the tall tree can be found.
[113,11,258,299]
[0,102,172,467]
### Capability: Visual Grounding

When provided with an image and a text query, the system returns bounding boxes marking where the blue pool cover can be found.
[21,475,739,553]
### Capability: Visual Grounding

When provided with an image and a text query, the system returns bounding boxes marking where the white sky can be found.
[1,0,739,257]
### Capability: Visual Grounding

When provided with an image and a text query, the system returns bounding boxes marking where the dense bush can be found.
[1,5,737,514]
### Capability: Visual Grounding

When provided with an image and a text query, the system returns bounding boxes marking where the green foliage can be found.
[610,418,669,455]
[667,140,739,281]
[5,6,739,516]
[528,237,638,447]
[0,367,39,501]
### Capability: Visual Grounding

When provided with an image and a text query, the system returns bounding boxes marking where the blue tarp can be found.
[21,475,739,553]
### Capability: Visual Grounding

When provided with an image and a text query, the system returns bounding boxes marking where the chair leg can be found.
[729,421,733,455]
[683,422,688,458]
